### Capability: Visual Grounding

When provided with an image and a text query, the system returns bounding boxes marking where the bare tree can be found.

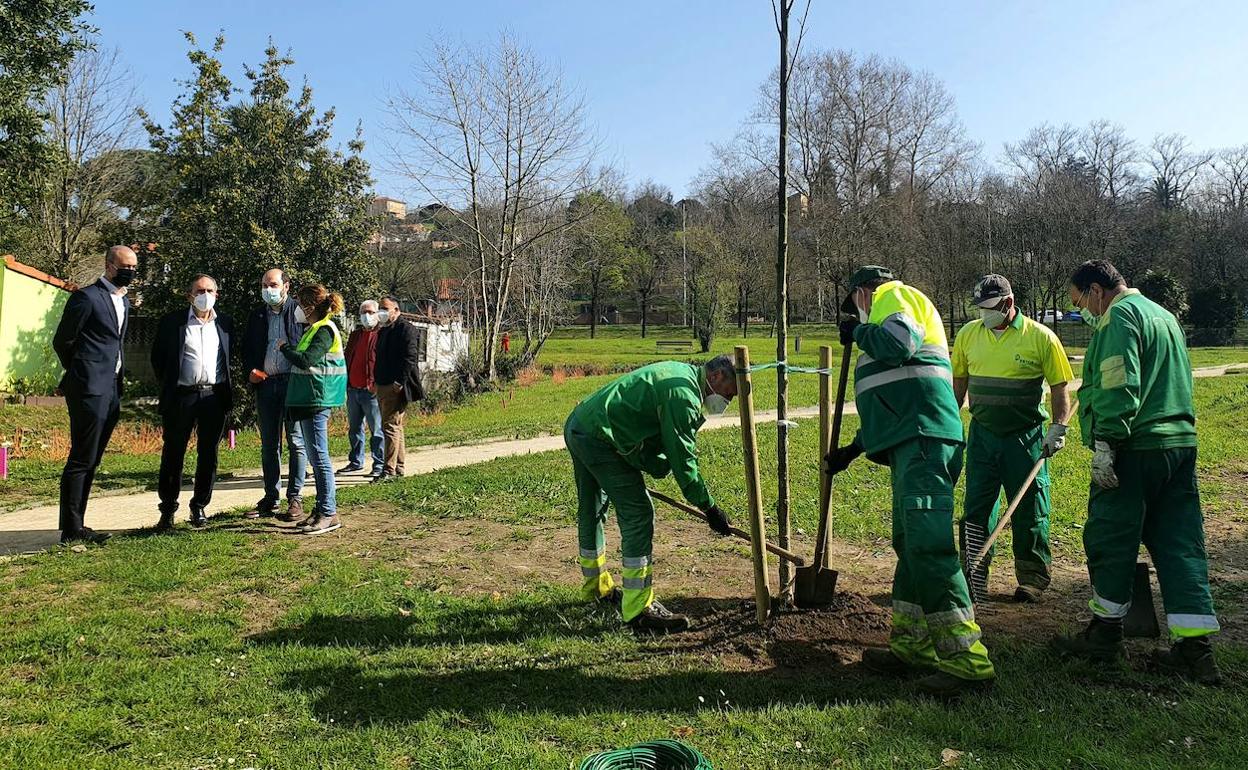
[387,35,599,380]
[1148,133,1212,209]
[32,46,141,282]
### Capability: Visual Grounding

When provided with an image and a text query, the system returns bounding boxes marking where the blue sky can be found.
[95,0,1248,204]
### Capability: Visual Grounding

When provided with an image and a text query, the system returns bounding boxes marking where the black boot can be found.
[1156,637,1222,685]
[1050,617,1124,662]
[627,600,690,635]
[156,511,175,531]
[861,647,936,676]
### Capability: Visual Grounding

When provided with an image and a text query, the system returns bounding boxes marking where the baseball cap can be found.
[972,274,1012,307]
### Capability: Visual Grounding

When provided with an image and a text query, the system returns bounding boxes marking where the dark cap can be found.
[841,265,896,313]
[972,274,1012,307]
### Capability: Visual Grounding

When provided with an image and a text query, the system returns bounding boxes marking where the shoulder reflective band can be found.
[855,364,953,396]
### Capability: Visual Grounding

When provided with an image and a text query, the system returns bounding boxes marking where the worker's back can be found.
[571,361,703,461]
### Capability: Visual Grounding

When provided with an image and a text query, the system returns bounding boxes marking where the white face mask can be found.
[262,286,284,306]
[855,287,871,323]
[980,307,1007,329]
[703,393,730,416]
[360,312,379,329]
[294,306,308,324]
[192,293,216,313]
[377,309,392,325]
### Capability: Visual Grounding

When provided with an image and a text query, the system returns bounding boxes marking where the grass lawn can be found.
[1,377,1246,768]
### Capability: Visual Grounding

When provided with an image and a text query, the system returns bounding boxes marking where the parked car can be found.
[1064,310,1083,323]
[1035,310,1063,323]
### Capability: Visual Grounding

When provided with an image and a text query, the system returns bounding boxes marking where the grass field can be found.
[1,377,1246,768]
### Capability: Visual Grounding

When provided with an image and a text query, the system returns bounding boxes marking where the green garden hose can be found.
[578,739,713,770]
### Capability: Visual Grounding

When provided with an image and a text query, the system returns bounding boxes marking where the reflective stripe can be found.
[855,365,953,396]
[1089,591,1131,619]
[306,363,348,376]
[881,313,923,355]
[580,547,604,559]
[934,630,982,654]
[1167,614,1220,635]
[918,343,950,360]
[968,375,1042,389]
[622,555,652,568]
[580,566,602,577]
[969,393,1039,406]
[927,606,976,627]
[622,576,653,590]
[892,600,925,619]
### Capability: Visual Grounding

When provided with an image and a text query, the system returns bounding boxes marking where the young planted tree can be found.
[387,36,599,380]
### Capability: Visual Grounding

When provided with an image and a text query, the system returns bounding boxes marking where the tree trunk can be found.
[589,279,599,340]
[640,290,649,338]
[774,1,794,603]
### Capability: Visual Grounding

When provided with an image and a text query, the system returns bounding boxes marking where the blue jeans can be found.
[299,408,336,517]
[347,387,384,474]
[257,376,307,509]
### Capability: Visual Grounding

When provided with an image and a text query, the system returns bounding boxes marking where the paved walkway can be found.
[2,362,1242,555]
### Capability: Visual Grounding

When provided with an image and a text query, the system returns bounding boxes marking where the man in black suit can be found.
[151,274,234,529]
[373,295,425,482]
[52,245,138,544]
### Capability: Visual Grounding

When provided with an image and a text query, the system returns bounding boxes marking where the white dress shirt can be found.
[99,275,127,373]
[179,308,226,386]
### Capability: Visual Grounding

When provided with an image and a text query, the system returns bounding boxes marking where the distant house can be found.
[0,256,72,391]
[370,196,407,219]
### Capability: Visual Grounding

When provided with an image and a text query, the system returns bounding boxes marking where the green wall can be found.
[0,265,70,392]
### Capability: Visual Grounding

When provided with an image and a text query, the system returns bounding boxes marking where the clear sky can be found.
[94,0,1248,204]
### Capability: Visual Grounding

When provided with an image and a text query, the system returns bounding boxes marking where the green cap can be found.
[842,265,896,314]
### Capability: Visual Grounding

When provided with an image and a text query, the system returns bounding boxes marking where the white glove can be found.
[1091,440,1119,489]
[1042,423,1068,457]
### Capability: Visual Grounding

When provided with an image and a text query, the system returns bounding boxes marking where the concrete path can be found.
[2,362,1242,555]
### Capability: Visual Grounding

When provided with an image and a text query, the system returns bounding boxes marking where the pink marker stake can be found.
[228,429,236,450]
[0,446,8,480]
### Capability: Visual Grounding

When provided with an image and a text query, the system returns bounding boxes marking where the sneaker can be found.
[277,497,304,523]
[1050,617,1124,662]
[336,463,364,475]
[915,671,994,699]
[861,646,935,676]
[1155,637,1222,685]
[189,508,208,528]
[245,498,278,520]
[303,515,342,535]
[1014,585,1044,603]
[626,600,690,635]
[370,473,393,484]
[295,513,321,533]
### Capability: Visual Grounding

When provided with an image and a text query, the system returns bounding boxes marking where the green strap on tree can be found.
[578,739,713,770]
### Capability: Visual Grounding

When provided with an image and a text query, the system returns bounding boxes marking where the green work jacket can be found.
[283,316,347,410]
[852,280,964,462]
[570,361,714,510]
[1079,289,1196,450]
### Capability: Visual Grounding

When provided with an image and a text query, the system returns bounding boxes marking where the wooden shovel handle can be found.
[647,488,807,566]
[812,342,853,569]
[970,457,1046,575]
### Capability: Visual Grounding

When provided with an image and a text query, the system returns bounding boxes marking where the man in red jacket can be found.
[338,299,384,479]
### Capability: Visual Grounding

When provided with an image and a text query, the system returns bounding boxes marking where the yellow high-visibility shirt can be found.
[951,311,1073,435]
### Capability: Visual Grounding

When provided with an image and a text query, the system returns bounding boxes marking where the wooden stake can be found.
[735,345,772,624]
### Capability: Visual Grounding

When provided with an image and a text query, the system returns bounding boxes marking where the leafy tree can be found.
[569,191,631,339]
[1136,268,1189,320]
[0,0,95,246]
[626,184,679,338]
[143,33,376,328]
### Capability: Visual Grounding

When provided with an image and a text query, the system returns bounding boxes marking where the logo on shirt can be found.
[1014,352,1039,369]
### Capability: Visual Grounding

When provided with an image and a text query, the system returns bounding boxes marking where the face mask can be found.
[360,312,378,329]
[262,287,284,306]
[1080,292,1102,330]
[193,293,216,313]
[294,306,308,324]
[111,267,136,288]
[703,392,730,416]
[980,307,1007,328]
[377,310,392,325]
[855,288,871,324]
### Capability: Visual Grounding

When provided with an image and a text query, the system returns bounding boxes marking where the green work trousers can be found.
[888,437,994,680]
[961,421,1052,590]
[564,415,655,622]
[1085,446,1218,639]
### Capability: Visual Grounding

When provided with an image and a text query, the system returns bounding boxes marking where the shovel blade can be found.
[794,565,839,608]
[1123,561,1161,638]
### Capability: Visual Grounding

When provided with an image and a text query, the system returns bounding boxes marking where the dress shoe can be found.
[336,463,364,475]
[60,527,111,545]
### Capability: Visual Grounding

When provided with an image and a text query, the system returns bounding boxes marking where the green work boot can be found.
[1050,617,1124,662]
[861,647,936,676]
[627,600,690,635]
[915,671,994,700]
[1155,637,1222,685]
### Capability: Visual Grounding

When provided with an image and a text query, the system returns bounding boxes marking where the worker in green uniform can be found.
[825,266,995,697]
[1052,260,1220,684]
[952,274,1074,603]
[564,356,736,634]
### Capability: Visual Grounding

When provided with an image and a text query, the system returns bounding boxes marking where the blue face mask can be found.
[1080,291,1102,330]
[262,286,284,306]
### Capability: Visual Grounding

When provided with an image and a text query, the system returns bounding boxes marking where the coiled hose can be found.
[578,739,713,770]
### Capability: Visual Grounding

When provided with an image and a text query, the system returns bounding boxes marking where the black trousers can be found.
[157,389,228,515]
[59,385,122,533]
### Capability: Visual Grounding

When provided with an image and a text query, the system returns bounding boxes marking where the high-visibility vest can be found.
[853,281,964,460]
[286,316,347,409]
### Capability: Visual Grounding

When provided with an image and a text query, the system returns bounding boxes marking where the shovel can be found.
[1123,561,1161,638]
[794,342,853,608]
[647,488,807,566]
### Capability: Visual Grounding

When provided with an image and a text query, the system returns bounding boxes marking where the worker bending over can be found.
[564,357,736,634]
[1052,260,1220,684]
[952,274,1074,602]
[825,266,994,697]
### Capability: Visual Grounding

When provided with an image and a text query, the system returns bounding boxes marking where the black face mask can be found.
[111,267,136,287]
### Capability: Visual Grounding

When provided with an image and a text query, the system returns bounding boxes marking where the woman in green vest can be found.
[278,284,348,535]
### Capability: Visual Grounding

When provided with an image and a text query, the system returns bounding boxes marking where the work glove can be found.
[1042,423,1068,457]
[704,504,732,536]
[838,317,861,346]
[823,439,865,476]
[1091,440,1119,489]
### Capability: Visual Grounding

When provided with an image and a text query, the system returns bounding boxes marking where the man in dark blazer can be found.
[373,295,425,481]
[52,245,138,544]
[151,274,234,529]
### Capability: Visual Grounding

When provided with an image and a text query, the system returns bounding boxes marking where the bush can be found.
[1186,284,1243,345]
